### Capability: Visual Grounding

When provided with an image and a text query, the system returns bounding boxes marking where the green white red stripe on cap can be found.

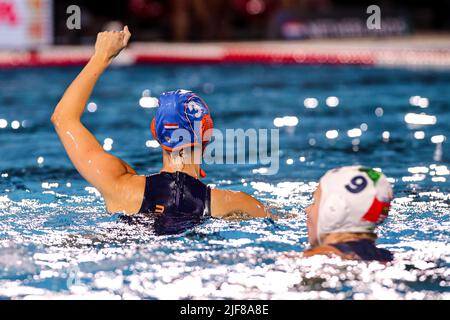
[362,197,390,224]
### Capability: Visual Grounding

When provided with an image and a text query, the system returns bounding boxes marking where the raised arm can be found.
[211,189,272,219]
[51,27,137,206]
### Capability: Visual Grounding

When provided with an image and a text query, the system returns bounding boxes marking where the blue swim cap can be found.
[150,90,213,177]
[151,89,212,151]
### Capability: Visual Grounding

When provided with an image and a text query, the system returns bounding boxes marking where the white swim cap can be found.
[317,166,393,242]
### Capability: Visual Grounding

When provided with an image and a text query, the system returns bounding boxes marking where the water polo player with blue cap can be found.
[51,27,270,232]
[303,166,394,262]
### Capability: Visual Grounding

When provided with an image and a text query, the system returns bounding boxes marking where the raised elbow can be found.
[50,111,64,127]
[50,113,58,126]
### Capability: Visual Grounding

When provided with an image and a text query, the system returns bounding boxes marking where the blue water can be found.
[0,64,448,299]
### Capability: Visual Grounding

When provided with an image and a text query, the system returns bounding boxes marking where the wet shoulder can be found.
[210,189,246,218]
[303,245,356,260]
[104,174,146,214]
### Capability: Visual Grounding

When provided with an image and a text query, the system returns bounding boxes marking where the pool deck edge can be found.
[1,34,450,68]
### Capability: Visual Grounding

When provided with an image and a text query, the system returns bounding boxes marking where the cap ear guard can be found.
[182,94,214,146]
[362,175,393,224]
[151,117,158,143]
[201,114,213,147]
[362,197,390,224]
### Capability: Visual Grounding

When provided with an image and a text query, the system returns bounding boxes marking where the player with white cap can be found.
[303,166,394,261]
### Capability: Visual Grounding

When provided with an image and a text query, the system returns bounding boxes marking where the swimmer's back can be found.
[104,171,269,219]
[139,171,211,218]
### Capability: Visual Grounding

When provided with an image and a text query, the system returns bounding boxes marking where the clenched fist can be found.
[94,26,131,63]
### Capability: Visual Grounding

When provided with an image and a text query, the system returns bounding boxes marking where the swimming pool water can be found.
[0,64,448,299]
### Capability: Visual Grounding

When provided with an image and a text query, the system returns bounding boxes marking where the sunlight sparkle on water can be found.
[304,98,319,109]
[326,130,339,139]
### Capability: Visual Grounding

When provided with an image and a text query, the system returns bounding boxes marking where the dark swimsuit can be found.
[330,239,394,262]
[119,171,211,235]
[120,171,211,235]
[139,171,211,216]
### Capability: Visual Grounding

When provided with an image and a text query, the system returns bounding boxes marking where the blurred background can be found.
[51,0,450,43]
[0,0,450,49]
